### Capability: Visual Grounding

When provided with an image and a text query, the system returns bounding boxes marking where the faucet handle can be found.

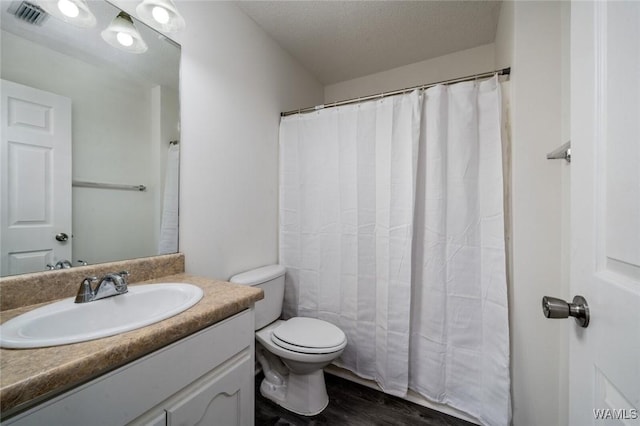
[118,270,129,285]
[75,276,98,303]
[55,260,72,269]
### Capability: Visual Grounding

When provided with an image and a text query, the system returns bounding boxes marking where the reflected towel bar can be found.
[73,180,147,192]
[546,141,571,163]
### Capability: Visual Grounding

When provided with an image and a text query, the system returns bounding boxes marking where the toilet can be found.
[230,264,347,416]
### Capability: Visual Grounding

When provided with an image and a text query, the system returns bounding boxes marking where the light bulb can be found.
[116,32,134,47]
[151,6,170,24]
[57,0,79,18]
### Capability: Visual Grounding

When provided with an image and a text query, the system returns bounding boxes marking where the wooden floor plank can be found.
[255,373,477,426]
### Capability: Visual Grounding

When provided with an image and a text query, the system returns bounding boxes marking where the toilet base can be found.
[260,369,329,416]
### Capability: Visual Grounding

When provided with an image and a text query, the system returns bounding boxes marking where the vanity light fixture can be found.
[135,0,185,33]
[101,12,148,54]
[36,0,96,28]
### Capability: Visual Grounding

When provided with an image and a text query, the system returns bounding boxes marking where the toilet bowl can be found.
[230,265,347,416]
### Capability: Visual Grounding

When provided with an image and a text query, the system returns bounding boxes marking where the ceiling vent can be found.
[8,1,49,26]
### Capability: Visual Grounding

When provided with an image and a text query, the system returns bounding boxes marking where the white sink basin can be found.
[0,283,204,349]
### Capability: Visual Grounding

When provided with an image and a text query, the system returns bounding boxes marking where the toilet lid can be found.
[272,317,346,353]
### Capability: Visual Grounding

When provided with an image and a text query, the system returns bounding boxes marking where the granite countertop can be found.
[0,273,263,417]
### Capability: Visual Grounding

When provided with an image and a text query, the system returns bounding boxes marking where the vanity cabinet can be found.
[4,309,255,426]
[133,350,253,425]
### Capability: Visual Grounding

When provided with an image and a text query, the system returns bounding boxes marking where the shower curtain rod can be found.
[281,67,511,117]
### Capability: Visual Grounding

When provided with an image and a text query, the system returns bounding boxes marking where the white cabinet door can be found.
[570,1,640,424]
[166,353,254,426]
[0,79,72,275]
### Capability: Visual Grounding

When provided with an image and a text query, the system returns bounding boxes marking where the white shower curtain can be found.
[279,76,509,425]
[279,91,421,396]
[158,143,179,254]
[410,78,510,425]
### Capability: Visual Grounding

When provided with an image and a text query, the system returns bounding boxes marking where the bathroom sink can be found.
[0,283,204,349]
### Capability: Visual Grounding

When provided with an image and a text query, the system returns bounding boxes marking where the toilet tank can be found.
[229,264,285,330]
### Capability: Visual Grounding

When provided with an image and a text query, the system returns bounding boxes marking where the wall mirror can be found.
[0,0,180,277]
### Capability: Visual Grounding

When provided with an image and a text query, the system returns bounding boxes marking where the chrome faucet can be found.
[47,259,73,270]
[57,259,73,269]
[74,271,129,303]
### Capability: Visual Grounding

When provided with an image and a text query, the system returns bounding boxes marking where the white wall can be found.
[112,1,324,280]
[324,43,495,103]
[495,1,514,71]
[1,31,158,265]
[497,2,570,425]
[177,2,323,280]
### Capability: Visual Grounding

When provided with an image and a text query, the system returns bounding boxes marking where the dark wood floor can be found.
[255,373,477,426]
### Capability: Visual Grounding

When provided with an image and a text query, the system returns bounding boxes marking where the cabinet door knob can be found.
[542,295,589,328]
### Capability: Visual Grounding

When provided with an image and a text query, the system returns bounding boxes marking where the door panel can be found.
[570,1,640,424]
[8,142,50,225]
[166,354,253,426]
[604,1,640,272]
[1,80,72,275]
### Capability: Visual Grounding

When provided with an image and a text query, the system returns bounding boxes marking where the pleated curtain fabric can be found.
[279,90,421,396]
[410,77,510,425]
[158,143,180,254]
[278,76,510,425]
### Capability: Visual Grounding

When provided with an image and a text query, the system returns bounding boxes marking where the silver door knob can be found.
[542,295,590,328]
[55,233,69,242]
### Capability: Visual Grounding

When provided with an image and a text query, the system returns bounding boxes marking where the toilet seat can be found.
[271,317,347,354]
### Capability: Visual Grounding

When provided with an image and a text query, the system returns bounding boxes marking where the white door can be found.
[570,1,640,424]
[0,80,72,276]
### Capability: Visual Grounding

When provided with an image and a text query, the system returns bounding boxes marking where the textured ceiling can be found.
[236,1,502,85]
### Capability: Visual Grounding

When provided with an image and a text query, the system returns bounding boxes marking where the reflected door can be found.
[570,1,640,424]
[1,80,72,275]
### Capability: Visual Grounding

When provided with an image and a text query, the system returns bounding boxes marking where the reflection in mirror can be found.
[0,0,180,277]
